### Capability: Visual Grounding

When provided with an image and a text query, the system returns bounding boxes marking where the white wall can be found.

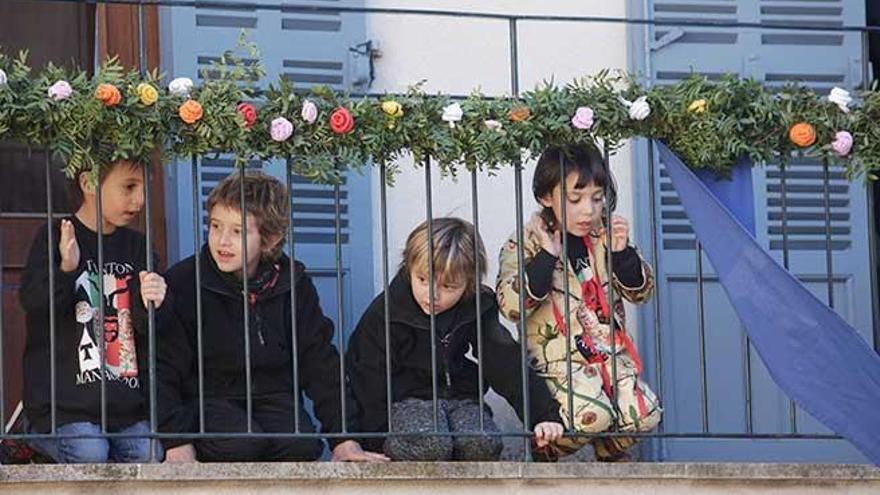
[364,1,638,304]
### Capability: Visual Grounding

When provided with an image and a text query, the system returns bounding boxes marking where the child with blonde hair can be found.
[348,217,563,461]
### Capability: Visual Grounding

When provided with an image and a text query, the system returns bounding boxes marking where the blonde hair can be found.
[400,217,487,296]
[206,170,290,261]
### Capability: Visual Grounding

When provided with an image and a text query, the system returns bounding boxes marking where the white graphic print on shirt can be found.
[73,260,140,389]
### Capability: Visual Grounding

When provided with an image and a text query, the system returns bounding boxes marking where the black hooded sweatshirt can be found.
[347,271,562,451]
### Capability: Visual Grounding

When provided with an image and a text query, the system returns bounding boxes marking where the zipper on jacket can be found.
[440,332,453,390]
[254,312,266,346]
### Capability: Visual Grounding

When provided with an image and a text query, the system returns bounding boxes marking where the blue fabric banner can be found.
[694,157,756,237]
[659,141,880,465]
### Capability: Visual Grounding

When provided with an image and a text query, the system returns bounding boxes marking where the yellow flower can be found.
[137,83,159,106]
[688,99,708,114]
[381,100,403,118]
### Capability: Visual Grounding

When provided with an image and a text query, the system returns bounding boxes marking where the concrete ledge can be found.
[1,461,878,482]
[1,462,878,495]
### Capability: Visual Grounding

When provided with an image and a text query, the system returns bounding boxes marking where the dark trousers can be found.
[195,394,323,462]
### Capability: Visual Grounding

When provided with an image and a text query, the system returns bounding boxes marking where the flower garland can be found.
[1,50,878,183]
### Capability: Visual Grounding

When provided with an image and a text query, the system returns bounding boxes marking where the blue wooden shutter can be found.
[641,0,872,462]
[162,0,374,335]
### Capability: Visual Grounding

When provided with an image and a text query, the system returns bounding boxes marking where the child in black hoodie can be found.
[157,170,385,463]
[347,217,563,461]
[20,160,166,463]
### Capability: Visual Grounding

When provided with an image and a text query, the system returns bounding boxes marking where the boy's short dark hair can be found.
[66,160,144,210]
[400,217,487,297]
[206,170,290,261]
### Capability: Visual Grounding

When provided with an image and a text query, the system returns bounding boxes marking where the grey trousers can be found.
[384,398,503,461]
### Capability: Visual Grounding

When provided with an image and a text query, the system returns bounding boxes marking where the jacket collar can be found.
[198,243,294,299]
[386,270,496,330]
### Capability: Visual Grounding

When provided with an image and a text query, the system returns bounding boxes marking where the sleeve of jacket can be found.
[19,221,82,314]
[610,244,655,305]
[294,269,349,449]
[346,305,391,452]
[481,311,562,428]
[495,231,550,323]
[155,280,198,450]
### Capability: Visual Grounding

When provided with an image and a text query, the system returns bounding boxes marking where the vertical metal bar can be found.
[380,164,392,430]
[513,161,532,462]
[603,146,618,418]
[471,170,485,431]
[695,242,708,433]
[286,160,300,432]
[509,17,531,461]
[239,169,252,433]
[508,18,519,97]
[559,151,574,432]
[424,154,439,431]
[46,153,57,434]
[0,206,5,434]
[136,1,158,462]
[137,1,147,77]
[143,163,158,461]
[646,140,664,433]
[96,168,107,433]
[743,330,754,434]
[334,179,347,433]
[779,158,797,433]
[822,158,835,309]
[860,30,880,352]
[191,157,205,433]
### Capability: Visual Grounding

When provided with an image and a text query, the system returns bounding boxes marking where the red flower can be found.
[329,107,355,134]
[236,102,257,128]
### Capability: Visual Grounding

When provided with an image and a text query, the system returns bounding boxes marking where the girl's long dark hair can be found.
[532,144,617,232]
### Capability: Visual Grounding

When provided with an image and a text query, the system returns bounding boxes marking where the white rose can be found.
[0,69,7,87]
[828,87,852,113]
[441,103,463,128]
[628,96,651,121]
[484,119,503,132]
[168,77,194,97]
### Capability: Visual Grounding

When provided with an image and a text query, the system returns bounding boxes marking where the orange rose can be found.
[789,122,816,148]
[509,106,531,123]
[179,99,204,125]
[95,83,122,107]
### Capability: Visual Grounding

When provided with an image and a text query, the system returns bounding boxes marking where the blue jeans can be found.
[29,420,163,463]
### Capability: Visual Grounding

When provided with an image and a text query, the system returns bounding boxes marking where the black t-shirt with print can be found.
[19,216,152,433]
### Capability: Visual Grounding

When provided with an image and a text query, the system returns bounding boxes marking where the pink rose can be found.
[831,131,853,157]
[48,80,73,101]
[301,99,318,124]
[571,106,594,130]
[270,117,294,142]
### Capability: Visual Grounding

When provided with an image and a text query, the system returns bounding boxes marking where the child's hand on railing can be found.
[608,215,630,252]
[139,271,167,309]
[59,219,80,273]
[533,421,564,448]
[164,443,197,463]
[331,440,390,462]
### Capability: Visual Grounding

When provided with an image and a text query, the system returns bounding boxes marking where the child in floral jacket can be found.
[496,144,661,461]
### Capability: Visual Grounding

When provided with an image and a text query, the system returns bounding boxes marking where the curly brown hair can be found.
[206,170,290,261]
